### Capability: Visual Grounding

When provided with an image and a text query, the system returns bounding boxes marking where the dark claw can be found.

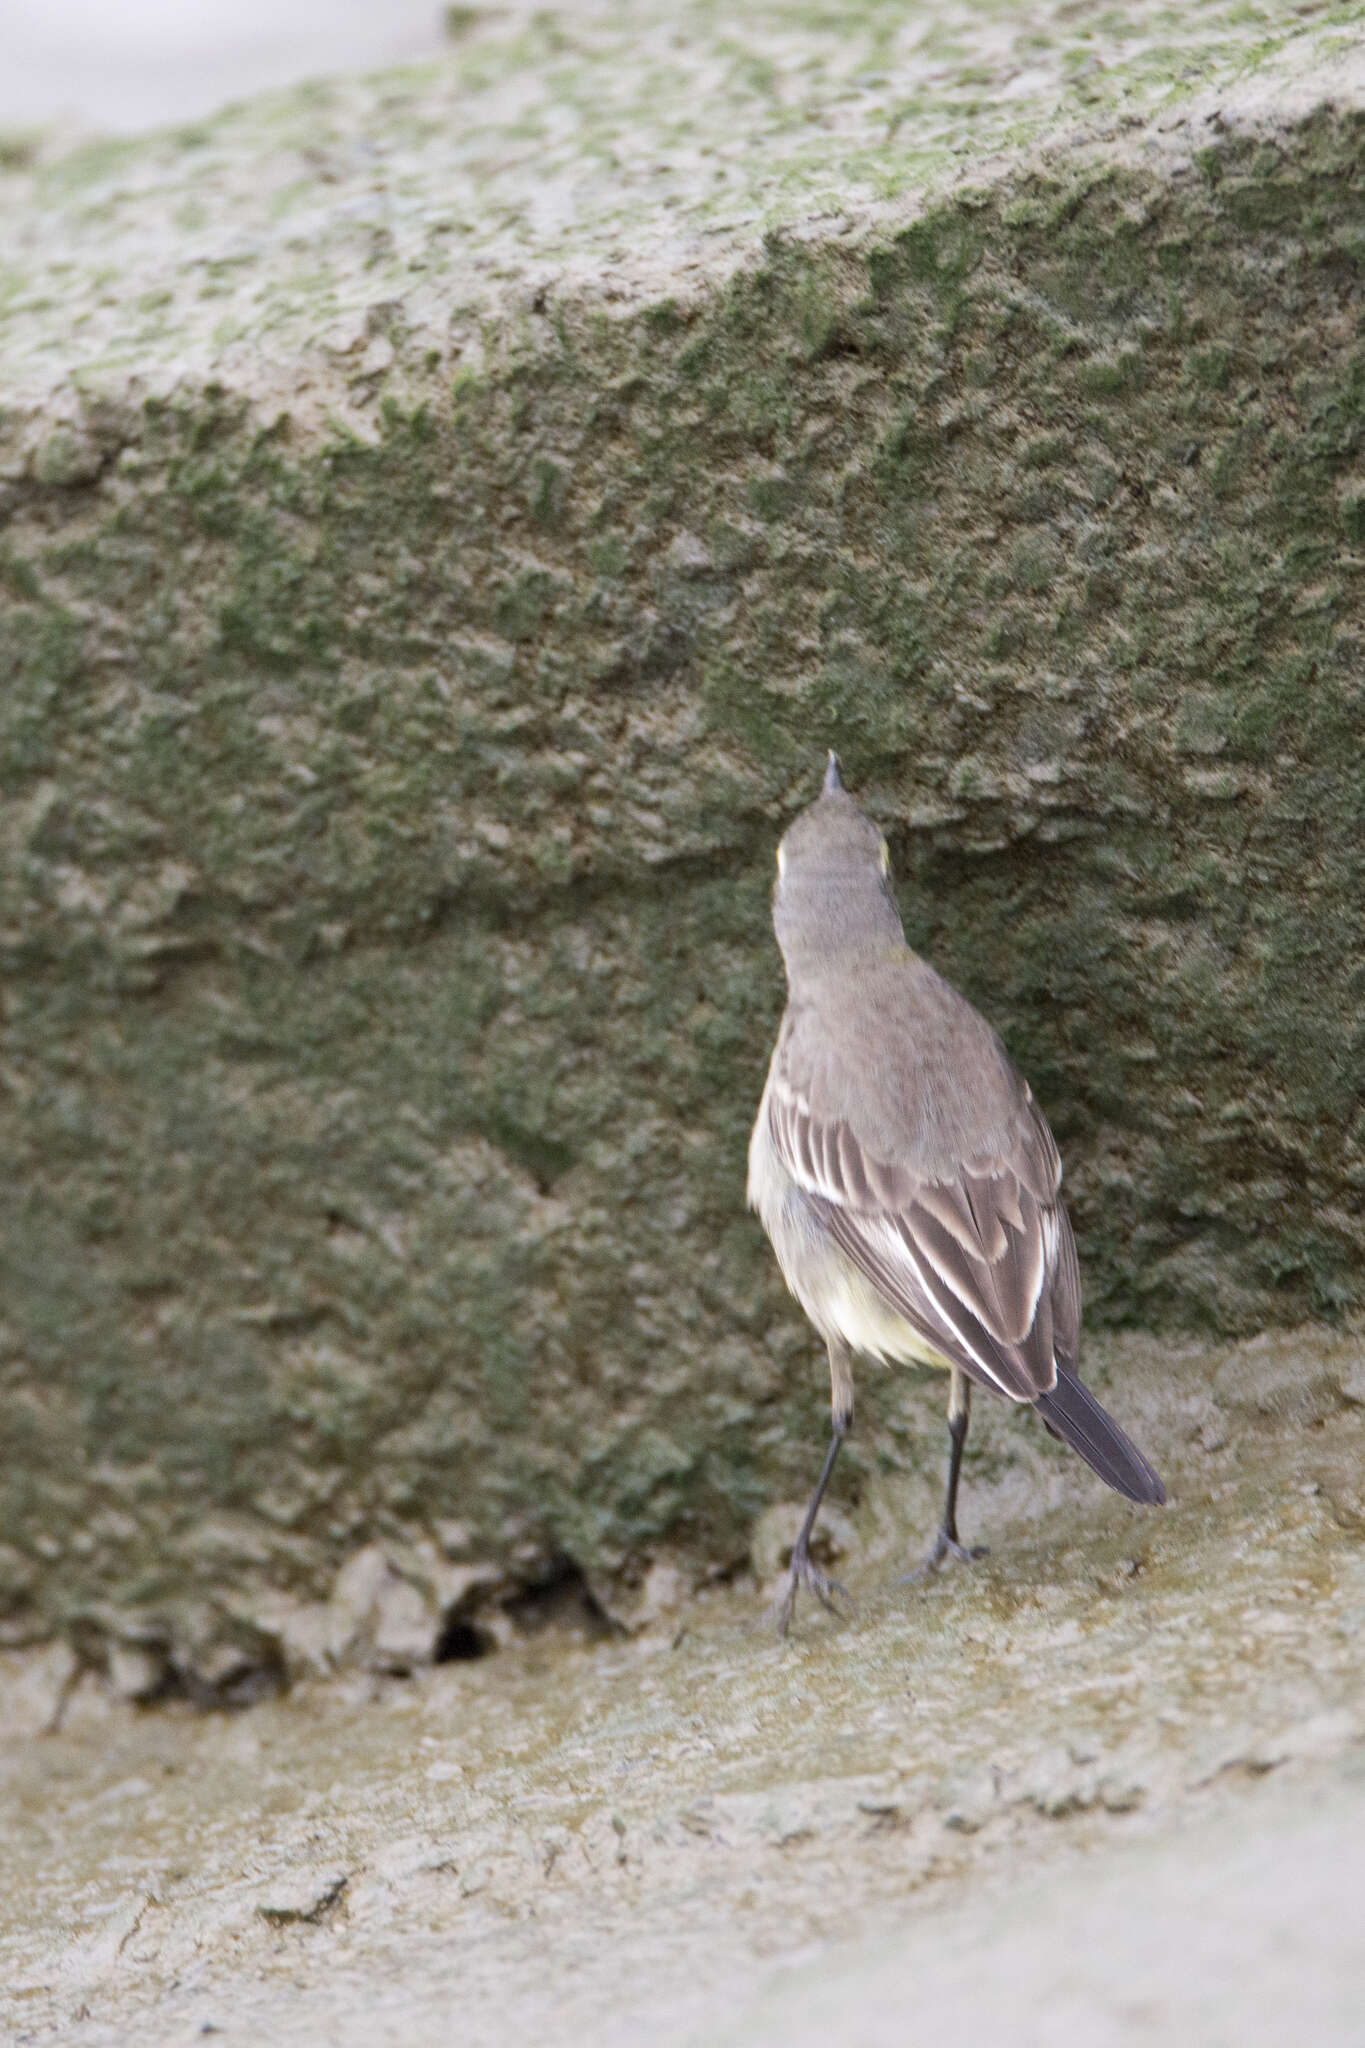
[767,1540,855,1639]
[899,1529,989,1584]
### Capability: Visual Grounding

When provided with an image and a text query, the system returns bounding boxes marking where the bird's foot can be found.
[766,1539,854,1640]
[899,1527,988,1584]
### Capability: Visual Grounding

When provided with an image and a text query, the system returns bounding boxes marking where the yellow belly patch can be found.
[823,1266,955,1374]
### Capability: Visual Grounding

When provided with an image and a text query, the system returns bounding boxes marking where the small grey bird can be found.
[748,754,1165,1636]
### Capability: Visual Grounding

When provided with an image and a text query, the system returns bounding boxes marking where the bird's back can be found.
[780,950,1044,1188]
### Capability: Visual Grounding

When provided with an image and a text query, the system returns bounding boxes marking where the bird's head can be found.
[772,754,904,973]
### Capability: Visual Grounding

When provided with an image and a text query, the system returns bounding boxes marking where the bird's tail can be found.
[1034,1366,1166,1505]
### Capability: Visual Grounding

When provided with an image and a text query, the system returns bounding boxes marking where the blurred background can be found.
[0,0,457,133]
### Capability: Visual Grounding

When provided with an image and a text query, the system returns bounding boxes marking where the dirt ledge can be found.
[2,1330,1362,2044]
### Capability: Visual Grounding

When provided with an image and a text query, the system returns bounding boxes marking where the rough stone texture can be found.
[1,1359,1363,2044]
[3,1,1365,1659]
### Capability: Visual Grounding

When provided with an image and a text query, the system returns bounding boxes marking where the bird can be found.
[747,752,1165,1636]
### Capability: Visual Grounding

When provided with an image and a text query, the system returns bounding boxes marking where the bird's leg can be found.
[769,1426,851,1637]
[769,1343,856,1638]
[940,1369,972,1549]
[904,1370,989,1580]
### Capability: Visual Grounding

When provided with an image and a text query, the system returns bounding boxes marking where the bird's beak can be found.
[823,751,844,796]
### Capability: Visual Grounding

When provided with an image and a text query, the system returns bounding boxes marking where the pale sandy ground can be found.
[3,1326,1364,2046]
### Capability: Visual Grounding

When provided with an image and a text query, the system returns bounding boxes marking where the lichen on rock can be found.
[2,1,1365,1656]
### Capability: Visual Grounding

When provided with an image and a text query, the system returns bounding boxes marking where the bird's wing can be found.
[767,1033,1075,1402]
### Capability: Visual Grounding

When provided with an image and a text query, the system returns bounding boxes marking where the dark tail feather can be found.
[1034,1366,1166,1506]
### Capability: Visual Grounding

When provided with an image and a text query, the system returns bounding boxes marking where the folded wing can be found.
[767,1044,1076,1403]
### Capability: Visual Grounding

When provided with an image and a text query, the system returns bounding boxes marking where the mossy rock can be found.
[2,2,1365,1660]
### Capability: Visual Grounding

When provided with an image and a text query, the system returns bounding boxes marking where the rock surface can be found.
[1,1353,1362,2045]
[2,1,1365,1655]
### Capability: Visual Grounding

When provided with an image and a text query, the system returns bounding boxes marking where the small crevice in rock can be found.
[429,1553,616,1664]
[502,1556,619,1643]
[256,1872,349,1927]
[432,1614,498,1664]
